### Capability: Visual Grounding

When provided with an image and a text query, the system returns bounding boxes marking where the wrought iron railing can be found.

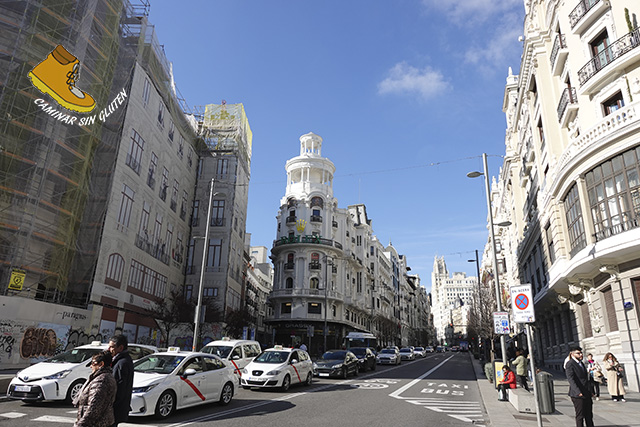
[593,213,640,242]
[557,87,578,121]
[310,215,322,222]
[578,29,640,85]
[569,0,602,29]
[550,34,567,68]
[126,153,141,175]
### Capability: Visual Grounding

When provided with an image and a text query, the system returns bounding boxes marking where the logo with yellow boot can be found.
[28,44,96,113]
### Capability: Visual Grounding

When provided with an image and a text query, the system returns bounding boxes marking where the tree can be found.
[224,307,253,338]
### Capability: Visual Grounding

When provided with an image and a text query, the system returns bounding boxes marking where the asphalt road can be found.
[0,352,488,427]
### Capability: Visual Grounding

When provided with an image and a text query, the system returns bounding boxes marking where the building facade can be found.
[490,0,640,391]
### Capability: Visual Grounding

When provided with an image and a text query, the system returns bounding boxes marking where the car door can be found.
[288,351,303,384]
[203,356,227,400]
[178,356,209,406]
[228,346,243,377]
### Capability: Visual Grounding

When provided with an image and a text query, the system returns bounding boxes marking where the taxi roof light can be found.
[167,347,181,352]
[90,341,101,346]
[273,345,283,350]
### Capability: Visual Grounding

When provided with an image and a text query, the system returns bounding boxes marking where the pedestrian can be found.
[107,335,134,426]
[512,349,530,391]
[566,345,594,427]
[585,353,603,401]
[603,352,626,402]
[299,342,308,352]
[73,351,116,427]
[497,365,517,401]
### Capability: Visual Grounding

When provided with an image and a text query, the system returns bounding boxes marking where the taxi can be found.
[129,348,236,418]
[240,346,313,391]
[7,341,156,402]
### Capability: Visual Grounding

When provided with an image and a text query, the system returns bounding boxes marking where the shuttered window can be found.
[580,303,593,338]
[602,287,619,332]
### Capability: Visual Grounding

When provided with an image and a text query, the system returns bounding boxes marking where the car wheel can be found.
[305,372,312,386]
[341,367,348,379]
[281,374,291,391]
[155,390,176,418]
[65,379,85,403]
[219,382,233,405]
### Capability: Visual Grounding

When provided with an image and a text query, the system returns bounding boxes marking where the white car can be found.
[7,341,157,402]
[399,347,416,360]
[413,347,427,358]
[129,349,236,418]
[376,348,401,365]
[240,346,313,391]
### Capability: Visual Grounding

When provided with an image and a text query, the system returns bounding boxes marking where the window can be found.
[197,158,204,177]
[128,260,145,290]
[602,91,624,116]
[186,239,195,274]
[168,120,174,142]
[206,238,222,270]
[563,184,586,256]
[126,129,144,174]
[602,287,619,332]
[155,274,167,297]
[203,287,216,297]
[308,302,321,314]
[184,284,193,300]
[165,223,173,255]
[117,184,135,232]
[537,118,545,149]
[142,78,150,107]
[216,158,228,176]
[158,101,165,127]
[177,136,184,159]
[285,277,293,289]
[192,200,200,227]
[211,200,225,226]
[590,30,611,69]
[160,168,169,201]
[138,201,150,238]
[170,180,179,211]
[310,278,319,289]
[147,152,157,189]
[281,302,292,314]
[187,148,193,167]
[105,254,124,286]
[545,222,555,264]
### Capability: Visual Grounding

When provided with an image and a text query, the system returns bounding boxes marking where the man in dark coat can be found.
[566,345,594,427]
[107,335,134,426]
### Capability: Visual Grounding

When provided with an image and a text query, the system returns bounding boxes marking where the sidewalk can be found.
[471,353,640,426]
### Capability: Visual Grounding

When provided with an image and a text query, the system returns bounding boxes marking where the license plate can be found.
[319,373,329,377]
[15,385,31,392]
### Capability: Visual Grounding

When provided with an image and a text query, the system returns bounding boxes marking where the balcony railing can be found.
[180,206,186,220]
[310,215,322,223]
[578,29,640,86]
[332,220,338,228]
[309,262,321,270]
[569,0,601,29]
[211,217,225,226]
[147,173,155,190]
[550,34,567,69]
[557,87,578,121]
[126,153,141,175]
[284,262,295,270]
[159,185,167,201]
[273,235,338,248]
[170,199,177,212]
[286,216,297,224]
[594,212,640,242]
[135,233,170,265]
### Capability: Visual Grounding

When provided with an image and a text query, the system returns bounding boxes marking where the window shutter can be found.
[580,303,592,338]
[602,287,618,332]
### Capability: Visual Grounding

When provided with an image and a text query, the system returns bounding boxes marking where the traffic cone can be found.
[28,45,96,113]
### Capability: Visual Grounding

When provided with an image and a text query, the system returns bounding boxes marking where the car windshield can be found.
[350,348,366,356]
[46,348,102,364]
[380,349,396,354]
[253,351,289,364]
[400,348,411,352]
[201,345,232,358]
[322,351,346,360]
[415,347,424,351]
[134,355,185,374]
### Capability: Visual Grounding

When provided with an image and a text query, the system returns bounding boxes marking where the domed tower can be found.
[270,132,343,350]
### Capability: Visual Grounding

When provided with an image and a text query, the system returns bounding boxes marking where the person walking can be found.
[566,346,594,427]
[512,349,530,391]
[497,365,517,401]
[603,352,626,402]
[108,335,134,426]
[73,351,117,427]
[585,353,603,401]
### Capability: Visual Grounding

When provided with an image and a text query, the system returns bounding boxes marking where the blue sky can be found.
[148,0,525,291]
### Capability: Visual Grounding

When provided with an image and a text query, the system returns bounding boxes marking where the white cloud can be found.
[422,0,521,24]
[463,13,522,73]
[377,62,450,100]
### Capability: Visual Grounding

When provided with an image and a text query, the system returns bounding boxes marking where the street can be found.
[0,353,486,427]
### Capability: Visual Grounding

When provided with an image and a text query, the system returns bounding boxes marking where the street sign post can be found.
[493,312,510,335]
[510,283,535,323]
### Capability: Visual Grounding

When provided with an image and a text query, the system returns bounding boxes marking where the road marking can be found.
[406,397,485,424]
[389,354,454,398]
[32,415,76,423]
[0,412,27,419]
[350,382,389,389]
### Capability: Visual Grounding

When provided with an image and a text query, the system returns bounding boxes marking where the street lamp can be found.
[467,153,509,366]
[192,178,219,351]
[468,249,482,336]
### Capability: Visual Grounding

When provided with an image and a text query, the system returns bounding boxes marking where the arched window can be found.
[105,253,124,287]
[311,196,324,208]
[310,277,319,289]
[286,277,294,289]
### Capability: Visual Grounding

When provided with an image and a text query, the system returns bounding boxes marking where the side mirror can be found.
[183,368,197,377]
[232,355,241,360]
[290,359,298,364]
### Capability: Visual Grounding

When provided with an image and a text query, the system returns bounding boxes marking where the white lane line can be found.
[0,412,27,419]
[389,354,455,399]
[32,415,76,423]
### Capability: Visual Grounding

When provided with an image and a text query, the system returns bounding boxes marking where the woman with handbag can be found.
[586,353,603,400]
[603,352,625,402]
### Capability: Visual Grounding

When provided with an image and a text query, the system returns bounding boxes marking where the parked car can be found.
[350,347,376,372]
[129,348,235,418]
[399,347,416,361]
[376,348,401,365]
[7,341,157,402]
[200,339,261,379]
[436,346,445,353]
[314,350,359,378]
[241,346,313,391]
[425,346,434,353]
[413,347,427,358]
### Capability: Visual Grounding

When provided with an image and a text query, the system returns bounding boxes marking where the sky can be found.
[147,0,525,292]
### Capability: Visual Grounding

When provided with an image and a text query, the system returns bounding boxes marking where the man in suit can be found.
[566,345,594,427]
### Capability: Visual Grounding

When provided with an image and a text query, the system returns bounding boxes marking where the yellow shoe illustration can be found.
[28,45,96,113]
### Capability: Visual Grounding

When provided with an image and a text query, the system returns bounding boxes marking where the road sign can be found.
[493,312,510,334]
[510,283,535,323]
[9,269,25,291]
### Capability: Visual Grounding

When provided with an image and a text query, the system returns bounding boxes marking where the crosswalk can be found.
[0,410,152,426]
[403,397,487,425]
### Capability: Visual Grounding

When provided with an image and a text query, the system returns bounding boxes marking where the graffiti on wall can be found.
[20,327,58,358]
[64,329,103,351]
[0,335,16,356]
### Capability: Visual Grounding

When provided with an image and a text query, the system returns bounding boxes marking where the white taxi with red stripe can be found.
[129,348,236,418]
[241,346,313,391]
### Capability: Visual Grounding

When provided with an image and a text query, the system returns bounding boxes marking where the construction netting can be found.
[199,103,253,167]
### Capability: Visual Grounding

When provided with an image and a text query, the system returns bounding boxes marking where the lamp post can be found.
[467,153,509,366]
[192,178,216,351]
[323,256,333,354]
[468,249,482,349]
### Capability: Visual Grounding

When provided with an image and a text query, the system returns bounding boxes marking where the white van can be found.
[200,338,261,378]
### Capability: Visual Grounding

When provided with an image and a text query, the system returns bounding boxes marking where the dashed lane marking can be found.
[31,415,76,423]
[0,412,27,419]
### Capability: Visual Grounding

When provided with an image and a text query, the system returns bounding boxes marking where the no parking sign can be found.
[510,284,535,323]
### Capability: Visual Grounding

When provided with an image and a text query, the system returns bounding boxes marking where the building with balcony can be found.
[245,245,274,344]
[493,0,640,391]
[268,133,430,354]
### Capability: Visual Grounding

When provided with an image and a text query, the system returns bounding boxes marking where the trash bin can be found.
[536,371,555,414]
